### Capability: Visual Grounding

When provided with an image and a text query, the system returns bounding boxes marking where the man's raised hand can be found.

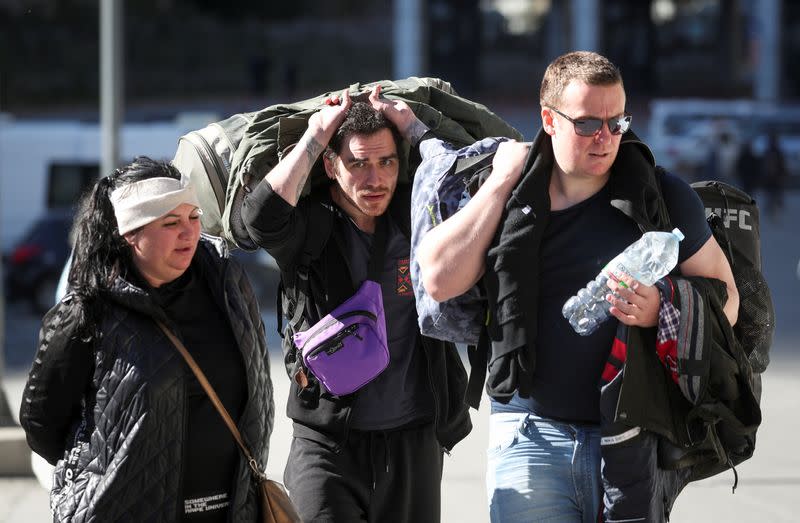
[368,85,429,145]
[307,89,353,145]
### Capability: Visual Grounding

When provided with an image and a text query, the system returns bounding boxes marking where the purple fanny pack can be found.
[294,279,389,396]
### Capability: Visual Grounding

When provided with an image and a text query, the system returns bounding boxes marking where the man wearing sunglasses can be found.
[415,51,739,521]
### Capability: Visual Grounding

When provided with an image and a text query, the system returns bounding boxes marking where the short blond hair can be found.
[540,51,623,108]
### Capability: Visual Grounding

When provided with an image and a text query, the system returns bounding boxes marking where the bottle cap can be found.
[671,227,685,241]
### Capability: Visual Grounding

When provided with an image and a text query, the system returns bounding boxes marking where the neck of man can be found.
[548,164,610,211]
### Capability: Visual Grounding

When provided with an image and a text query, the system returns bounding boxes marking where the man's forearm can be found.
[679,236,740,326]
[264,130,326,207]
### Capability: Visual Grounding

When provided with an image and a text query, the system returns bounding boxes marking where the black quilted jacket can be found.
[20,236,274,522]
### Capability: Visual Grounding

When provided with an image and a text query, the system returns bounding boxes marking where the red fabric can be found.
[663,276,675,302]
[656,339,680,384]
[601,337,628,384]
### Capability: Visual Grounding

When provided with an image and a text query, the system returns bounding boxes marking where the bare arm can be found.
[417,141,530,301]
[264,90,352,206]
[679,235,739,325]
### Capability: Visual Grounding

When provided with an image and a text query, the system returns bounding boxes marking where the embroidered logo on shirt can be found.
[396,257,413,296]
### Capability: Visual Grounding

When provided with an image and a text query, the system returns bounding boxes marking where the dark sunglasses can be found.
[550,107,632,136]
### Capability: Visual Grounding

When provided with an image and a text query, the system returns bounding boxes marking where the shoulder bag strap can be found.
[155,320,266,480]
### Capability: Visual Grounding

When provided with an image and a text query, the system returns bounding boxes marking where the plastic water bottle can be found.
[562,228,685,336]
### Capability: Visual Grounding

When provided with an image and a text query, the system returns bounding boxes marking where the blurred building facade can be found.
[0,0,796,114]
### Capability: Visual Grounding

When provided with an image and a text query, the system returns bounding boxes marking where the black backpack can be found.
[644,179,772,487]
[690,180,774,397]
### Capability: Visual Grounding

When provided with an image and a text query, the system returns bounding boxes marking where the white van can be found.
[0,115,211,251]
[1,112,279,309]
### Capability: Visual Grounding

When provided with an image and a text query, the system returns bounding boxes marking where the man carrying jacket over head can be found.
[241,86,471,522]
[415,51,739,522]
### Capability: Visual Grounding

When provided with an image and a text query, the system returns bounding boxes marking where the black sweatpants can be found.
[284,422,444,523]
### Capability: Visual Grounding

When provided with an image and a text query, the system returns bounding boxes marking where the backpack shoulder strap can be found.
[455,151,495,176]
[455,151,495,196]
[465,326,490,409]
[276,198,334,337]
[297,198,335,274]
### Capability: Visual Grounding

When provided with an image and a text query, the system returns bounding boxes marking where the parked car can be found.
[4,209,74,314]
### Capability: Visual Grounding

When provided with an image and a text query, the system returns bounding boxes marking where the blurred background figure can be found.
[703,122,739,184]
[716,131,740,184]
[735,139,760,195]
[763,131,789,221]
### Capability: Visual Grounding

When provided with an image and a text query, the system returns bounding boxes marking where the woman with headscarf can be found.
[20,156,274,522]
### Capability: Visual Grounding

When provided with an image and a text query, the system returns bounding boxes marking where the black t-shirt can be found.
[492,172,711,422]
[150,264,247,521]
[340,215,434,430]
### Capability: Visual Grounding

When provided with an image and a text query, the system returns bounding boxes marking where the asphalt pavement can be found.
[1,191,798,522]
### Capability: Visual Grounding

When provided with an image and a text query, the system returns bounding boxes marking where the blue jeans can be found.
[486,412,602,523]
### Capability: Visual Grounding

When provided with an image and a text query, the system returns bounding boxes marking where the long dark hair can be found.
[68,156,181,333]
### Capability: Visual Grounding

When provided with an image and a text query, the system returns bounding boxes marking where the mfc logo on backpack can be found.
[706,206,753,231]
[690,181,774,376]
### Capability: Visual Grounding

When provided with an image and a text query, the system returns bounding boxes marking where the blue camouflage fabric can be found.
[410,137,509,345]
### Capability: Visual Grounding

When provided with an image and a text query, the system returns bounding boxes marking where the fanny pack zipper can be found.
[307,323,367,358]
[301,309,377,352]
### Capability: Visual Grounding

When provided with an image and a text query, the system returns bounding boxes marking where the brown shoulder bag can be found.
[157,321,302,523]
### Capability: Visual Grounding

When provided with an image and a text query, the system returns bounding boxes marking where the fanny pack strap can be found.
[282,213,389,338]
[366,215,389,282]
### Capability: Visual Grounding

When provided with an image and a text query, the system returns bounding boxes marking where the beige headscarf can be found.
[110,176,201,235]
